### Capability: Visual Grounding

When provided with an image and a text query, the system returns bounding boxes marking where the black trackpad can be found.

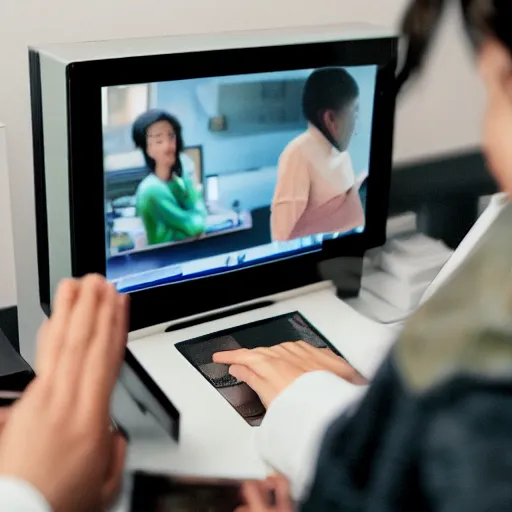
[175,312,342,426]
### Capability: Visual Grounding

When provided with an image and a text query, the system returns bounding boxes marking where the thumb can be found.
[101,433,128,508]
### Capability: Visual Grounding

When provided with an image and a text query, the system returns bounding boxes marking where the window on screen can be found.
[102,66,377,292]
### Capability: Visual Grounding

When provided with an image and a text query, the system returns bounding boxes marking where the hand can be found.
[0,407,10,436]
[236,475,294,512]
[0,275,129,512]
[213,341,367,408]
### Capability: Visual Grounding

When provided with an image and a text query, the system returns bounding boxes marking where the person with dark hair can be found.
[133,109,206,246]
[215,1,512,511]
[271,67,367,241]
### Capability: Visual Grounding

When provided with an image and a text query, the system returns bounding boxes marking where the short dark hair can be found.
[302,68,359,124]
[397,0,512,94]
[132,109,184,176]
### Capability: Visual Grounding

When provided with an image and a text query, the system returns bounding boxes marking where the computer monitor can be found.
[29,25,397,331]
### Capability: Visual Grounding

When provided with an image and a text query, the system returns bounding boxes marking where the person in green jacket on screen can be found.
[132,109,207,246]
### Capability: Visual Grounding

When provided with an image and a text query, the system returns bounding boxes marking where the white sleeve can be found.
[0,477,52,511]
[256,371,368,501]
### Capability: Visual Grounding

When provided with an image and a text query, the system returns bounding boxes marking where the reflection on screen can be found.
[102,66,377,292]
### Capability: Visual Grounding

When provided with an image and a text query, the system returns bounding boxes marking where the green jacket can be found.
[136,172,207,246]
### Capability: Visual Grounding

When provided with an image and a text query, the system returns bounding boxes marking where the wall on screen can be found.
[104,66,377,178]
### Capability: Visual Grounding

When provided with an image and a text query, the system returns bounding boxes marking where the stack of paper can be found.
[347,233,454,323]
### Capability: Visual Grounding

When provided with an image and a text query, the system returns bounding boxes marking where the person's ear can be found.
[321,110,336,129]
[482,40,512,102]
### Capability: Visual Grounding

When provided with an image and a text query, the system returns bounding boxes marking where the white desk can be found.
[113,283,398,483]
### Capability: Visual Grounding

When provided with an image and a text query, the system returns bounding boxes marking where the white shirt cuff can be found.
[256,371,368,502]
[0,477,52,511]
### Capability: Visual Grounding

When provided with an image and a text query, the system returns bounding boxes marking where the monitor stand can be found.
[113,282,397,481]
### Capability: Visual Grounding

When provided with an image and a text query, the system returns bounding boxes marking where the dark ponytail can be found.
[397,0,512,96]
[396,0,447,95]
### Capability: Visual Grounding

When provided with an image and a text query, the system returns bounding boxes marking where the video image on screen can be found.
[175,312,345,426]
[102,66,377,292]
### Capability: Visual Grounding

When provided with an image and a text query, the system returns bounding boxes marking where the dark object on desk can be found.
[318,255,365,301]
[130,471,244,512]
[175,312,344,426]
[390,150,497,248]
[0,305,19,352]
[0,390,23,407]
[120,349,181,442]
[0,327,35,393]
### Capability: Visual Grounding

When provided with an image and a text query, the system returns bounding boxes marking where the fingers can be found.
[270,343,311,372]
[229,364,273,408]
[213,348,253,365]
[239,478,293,512]
[101,433,128,508]
[213,348,278,368]
[36,279,79,377]
[269,476,293,511]
[54,275,108,403]
[241,481,269,510]
[212,342,361,408]
[82,289,128,418]
[229,364,262,389]
[114,295,130,364]
[106,293,130,386]
[294,341,365,382]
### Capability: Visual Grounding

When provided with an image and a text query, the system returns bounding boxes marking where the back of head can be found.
[397,0,512,93]
[302,68,359,124]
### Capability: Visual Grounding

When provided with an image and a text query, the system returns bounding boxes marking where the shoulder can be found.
[395,203,512,393]
[136,174,170,205]
[137,173,163,194]
[340,150,353,166]
[279,132,314,166]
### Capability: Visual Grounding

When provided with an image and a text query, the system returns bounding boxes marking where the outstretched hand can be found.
[0,275,129,512]
[213,341,367,408]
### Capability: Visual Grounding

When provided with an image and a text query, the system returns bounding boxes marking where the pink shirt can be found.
[271,125,365,241]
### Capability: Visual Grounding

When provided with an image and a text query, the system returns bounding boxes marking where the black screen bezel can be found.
[60,37,397,331]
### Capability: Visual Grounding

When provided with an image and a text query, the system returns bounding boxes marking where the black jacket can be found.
[303,203,512,511]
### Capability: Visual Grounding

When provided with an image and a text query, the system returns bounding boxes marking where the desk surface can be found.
[113,285,398,484]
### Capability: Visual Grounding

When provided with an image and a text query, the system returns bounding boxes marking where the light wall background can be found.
[0,0,484,359]
[0,124,16,310]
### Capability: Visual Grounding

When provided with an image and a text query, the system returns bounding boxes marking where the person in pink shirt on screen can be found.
[271,67,367,241]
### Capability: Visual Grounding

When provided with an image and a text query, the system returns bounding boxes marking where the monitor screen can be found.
[102,66,377,293]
